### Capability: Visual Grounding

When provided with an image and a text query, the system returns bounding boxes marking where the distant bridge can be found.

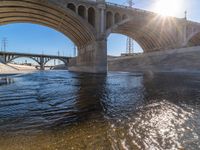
[0,51,71,70]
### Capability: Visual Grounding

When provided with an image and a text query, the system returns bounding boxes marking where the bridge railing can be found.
[106,2,155,15]
[0,51,71,59]
[106,2,200,26]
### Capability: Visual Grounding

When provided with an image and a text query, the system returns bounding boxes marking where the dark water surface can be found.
[0,71,200,150]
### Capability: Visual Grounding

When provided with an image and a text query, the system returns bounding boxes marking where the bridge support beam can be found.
[68,39,107,73]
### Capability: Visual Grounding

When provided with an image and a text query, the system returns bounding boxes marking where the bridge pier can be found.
[68,0,107,74]
[0,56,5,63]
[68,39,107,73]
[39,57,45,70]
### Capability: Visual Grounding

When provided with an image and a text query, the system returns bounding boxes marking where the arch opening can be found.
[187,32,200,47]
[8,57,40,67]
[67,3,76,12]
[107,33,144,57]
[122,14,128,20]
[45,59,68,70]
[0,23,76,60]
[0,0,96,48]
[78,5,86,18]
[106,11,113,29]
[88,7,95,27]
[107,20,177,52]
[114,13,121,24]
[44,59,66,66]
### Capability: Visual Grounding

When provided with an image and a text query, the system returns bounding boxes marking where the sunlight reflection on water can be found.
[0,71,200,150]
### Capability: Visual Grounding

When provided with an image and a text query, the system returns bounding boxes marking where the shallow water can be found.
[0,71,200,150]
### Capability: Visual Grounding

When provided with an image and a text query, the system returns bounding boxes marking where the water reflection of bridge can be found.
[0,51,70,70]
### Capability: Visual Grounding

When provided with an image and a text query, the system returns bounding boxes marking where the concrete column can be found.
[68,0,107,73]
[40,57,45,70]
[0,56,5,63]
[68,39,107,73]
[85,8,88,20]
[4,54,7,63]
[97,0,106,34]
[99,5,106,33]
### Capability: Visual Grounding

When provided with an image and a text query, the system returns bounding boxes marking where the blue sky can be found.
[0,0,200,59]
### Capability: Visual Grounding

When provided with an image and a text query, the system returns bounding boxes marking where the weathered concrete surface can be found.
[53,64,68,70]
[0,63,37,74]
[0,56,4,63]
[68,39,107,73]
[108,46,200,72]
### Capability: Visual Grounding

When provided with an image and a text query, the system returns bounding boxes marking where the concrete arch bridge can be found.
[0,51,70,70]
[0,0,200,73]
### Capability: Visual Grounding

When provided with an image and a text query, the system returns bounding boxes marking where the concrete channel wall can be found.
[108,46,200,72]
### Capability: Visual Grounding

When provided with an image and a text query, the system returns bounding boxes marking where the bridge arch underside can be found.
[8,56,40,66]
[0,0,95,47]
[111,21,178,53]
[187,32,200,47]
[44,58,68,66]
[9,57,68,66]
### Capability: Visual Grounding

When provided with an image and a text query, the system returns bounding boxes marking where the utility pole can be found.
[126,38,134,54]
[184,10,187,20]
[127,0,134,7]
[2,37,8,52]
[126,0,134,55]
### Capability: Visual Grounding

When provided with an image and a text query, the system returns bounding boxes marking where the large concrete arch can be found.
[0,0,108,73]
[106,15,182,52]
[0,0,96,47]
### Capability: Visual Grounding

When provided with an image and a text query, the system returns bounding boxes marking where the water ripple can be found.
[0,71,200,149]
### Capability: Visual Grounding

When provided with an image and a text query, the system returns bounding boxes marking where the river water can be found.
[0,71,200,150]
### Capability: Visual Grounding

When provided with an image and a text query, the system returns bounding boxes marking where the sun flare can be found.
[154,0,183,17]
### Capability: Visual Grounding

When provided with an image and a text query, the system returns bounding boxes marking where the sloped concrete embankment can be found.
[0,63,37,74]
[0,63,19,74]
[108,46,200,72]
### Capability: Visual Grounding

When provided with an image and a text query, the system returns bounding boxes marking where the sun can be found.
[153,0,183,17]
